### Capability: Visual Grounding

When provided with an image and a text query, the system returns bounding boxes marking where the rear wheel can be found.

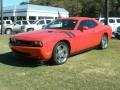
[99,34,108,49]
[52,42,69,65]
[5,29,12,34]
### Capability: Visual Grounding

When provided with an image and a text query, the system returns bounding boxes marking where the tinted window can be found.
[78,20,97,30]
[46,20,51,24]
[22,21,28,25]
[6,21,10,24]
[45,19,78,30]
[37,20,45,25]
[16,21,21,25]
[117,19,120,23]
[109,19,115,23]
[29,20,35,24]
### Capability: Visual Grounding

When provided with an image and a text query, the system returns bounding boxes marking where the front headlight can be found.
[33,41,43,47]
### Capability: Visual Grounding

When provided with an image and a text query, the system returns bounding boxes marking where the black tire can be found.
[99,34,108,49]
[51,42,69,65]
[116,35,120,39]
[27,28,34,32]
[5,29,12,34]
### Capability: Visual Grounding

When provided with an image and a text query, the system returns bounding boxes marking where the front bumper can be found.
[9,45,52,60]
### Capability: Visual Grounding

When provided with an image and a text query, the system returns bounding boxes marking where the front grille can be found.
[10,39,34,47]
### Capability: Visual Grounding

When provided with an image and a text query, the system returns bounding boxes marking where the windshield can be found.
[45,19,78,30]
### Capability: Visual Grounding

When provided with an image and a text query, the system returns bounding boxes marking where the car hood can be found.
[11,29,72,42]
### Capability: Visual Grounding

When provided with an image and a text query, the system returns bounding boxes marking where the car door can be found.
[108,18,116,33]
[75,20,98,51]
[13,21,21,32]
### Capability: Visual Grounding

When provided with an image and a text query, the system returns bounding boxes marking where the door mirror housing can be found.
[82,26,89,31]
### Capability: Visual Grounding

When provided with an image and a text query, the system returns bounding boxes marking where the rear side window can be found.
[109,19,115,23]
[78,20,97,30]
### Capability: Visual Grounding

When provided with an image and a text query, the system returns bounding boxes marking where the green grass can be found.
[0,35,120,90]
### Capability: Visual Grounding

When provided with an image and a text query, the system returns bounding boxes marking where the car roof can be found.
[58,17,96,20]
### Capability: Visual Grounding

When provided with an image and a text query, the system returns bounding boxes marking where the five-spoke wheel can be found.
[52,42,69,65]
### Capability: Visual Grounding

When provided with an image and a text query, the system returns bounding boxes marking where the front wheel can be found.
[99,34,108,49]
[52,42,69,65]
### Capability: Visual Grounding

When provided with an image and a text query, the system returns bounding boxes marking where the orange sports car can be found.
[9,17,112,65]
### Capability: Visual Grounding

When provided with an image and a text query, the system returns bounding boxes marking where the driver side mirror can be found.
[82,26,89,31]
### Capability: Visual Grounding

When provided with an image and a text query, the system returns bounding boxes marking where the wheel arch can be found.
[50,40,71,65]
[56,40,71,54]
[103,33,108,39]
[5,28,12,31]
[98,32,108,49]
[99,32,108,44]
[27,28,34,31]
[5,28,12,34]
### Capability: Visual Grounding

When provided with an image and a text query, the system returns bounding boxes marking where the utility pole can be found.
[105,0,109,25]
[0,0,3,35]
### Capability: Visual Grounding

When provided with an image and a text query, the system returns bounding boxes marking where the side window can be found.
[109,19,115,23]
[78,20,97,30]
[16,21,21,25]
[46,20,51,24]
[6,21,10,24]
[22,21,28,25]
[117,19,120,23]
[37,20,45,25]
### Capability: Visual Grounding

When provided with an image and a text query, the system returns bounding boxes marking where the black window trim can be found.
[77,19,98,30]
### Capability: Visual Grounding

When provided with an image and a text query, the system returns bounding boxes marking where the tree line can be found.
[21,0,120,18]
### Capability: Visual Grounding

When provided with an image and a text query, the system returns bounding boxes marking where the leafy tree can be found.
[29,0,120,17]
[20,2,30,5]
